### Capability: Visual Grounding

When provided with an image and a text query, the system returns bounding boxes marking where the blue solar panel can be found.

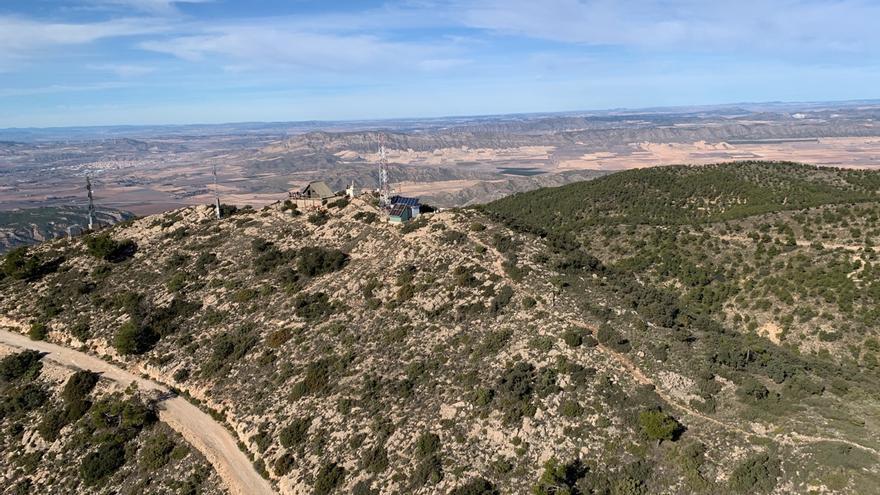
[390,196,420,207]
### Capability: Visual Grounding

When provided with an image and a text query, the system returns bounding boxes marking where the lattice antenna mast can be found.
[378,133,391,207]
[212,163,221,219]
[86,176,95,231]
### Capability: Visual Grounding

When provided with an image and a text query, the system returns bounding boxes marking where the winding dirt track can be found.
[0,328,275,495]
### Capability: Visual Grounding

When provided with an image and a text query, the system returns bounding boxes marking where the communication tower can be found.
[212,164,221,219]
[86,176,96,230]
[378,134,391,208]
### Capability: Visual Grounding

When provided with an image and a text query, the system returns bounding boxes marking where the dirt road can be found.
[0,328,275,495]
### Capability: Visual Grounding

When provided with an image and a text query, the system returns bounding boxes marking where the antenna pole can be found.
[213,164,221,219]
[378,133,391,207]
[86,176,95,231]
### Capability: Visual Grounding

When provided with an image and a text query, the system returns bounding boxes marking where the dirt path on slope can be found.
[0,328,275,495]
[567,319,880,458]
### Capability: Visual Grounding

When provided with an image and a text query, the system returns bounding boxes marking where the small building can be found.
[289,181,341,210]
[388,204,412,223]
[389,195,421,219]
[300,181,336,200]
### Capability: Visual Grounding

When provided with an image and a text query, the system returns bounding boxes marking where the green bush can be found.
[532,458,586,495]
[37,407,68,442]
[2,246,57,281]
[62,370,100,403]
[728,453,779,494]
[361,443,389,473]
[449,478,499,495]
[80,441,126,485]
[85,233,137,262]
[560,400,583,418]
[141,432,176,469]
[273,453,295,476]
[314,462,346,495]
[562,328,583,348]
[279,417,311,448]
[293,292,336,321]
[638,408,683,443]
[27,322,48,341]
[415,432,441,459]
[297,247,349,277]
[70,321,91,341]
[114,320,159,355]
[0,350,43,382]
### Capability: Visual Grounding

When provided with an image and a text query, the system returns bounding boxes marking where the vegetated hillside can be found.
[1,180,879,494]
[486,161,880,228]
[0,347,224,494]
[0,206,135,254]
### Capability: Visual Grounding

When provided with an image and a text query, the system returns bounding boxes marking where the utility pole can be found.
[378,133,391,208]
[86,176,96,231]
[212,163,221,219]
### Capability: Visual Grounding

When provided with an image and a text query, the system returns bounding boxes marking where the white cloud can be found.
[139,24,458,73]
[88,63,157,77]
[0,15,166,53]
[0,81,132,98]
[457,0,880,55]
[84,0,213,15]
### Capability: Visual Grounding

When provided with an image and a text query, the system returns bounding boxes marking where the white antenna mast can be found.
[86,176,95,230]
[378,133,391,207]
[212,163,221,219]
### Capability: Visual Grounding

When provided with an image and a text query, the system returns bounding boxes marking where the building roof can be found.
[301,181,335,199]
[390,195,420,207]
[389,204,409,217]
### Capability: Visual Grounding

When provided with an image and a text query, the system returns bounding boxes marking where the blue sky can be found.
[1,0,878,127]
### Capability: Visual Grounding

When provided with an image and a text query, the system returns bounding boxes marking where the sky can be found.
[0,0,879,128]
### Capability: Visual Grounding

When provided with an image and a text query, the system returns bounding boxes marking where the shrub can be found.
[415,432,441,459]
[532,458,586,495]
[114,320,159,355]
[279,417,311,448]
[2,246,53,281]
[308,211,330,226]
[273,453,295,476]
[85,233,137,262]
[62,370,100,403]
[728,453,779,494]
[0,350,43,382]
[314,462,346,495]
[37,407,68,442]
[141,432,176,469]
[202,327,259,376]
[560,400,583,418]
[362,443,389,473]
[173,367,191,382]
[411,454,443,488]
[70,321,91,341]
[562,328,584,348]
[353,211,378,224]
[297,247,348,277]
[293,292,336,321]
[449,478,499,495]
[496,362,537,424]
[80,441,126,485]
[28,322,48,341]
[638,408,684,443]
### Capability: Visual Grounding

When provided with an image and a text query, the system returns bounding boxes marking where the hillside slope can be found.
[2,166,880,494]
